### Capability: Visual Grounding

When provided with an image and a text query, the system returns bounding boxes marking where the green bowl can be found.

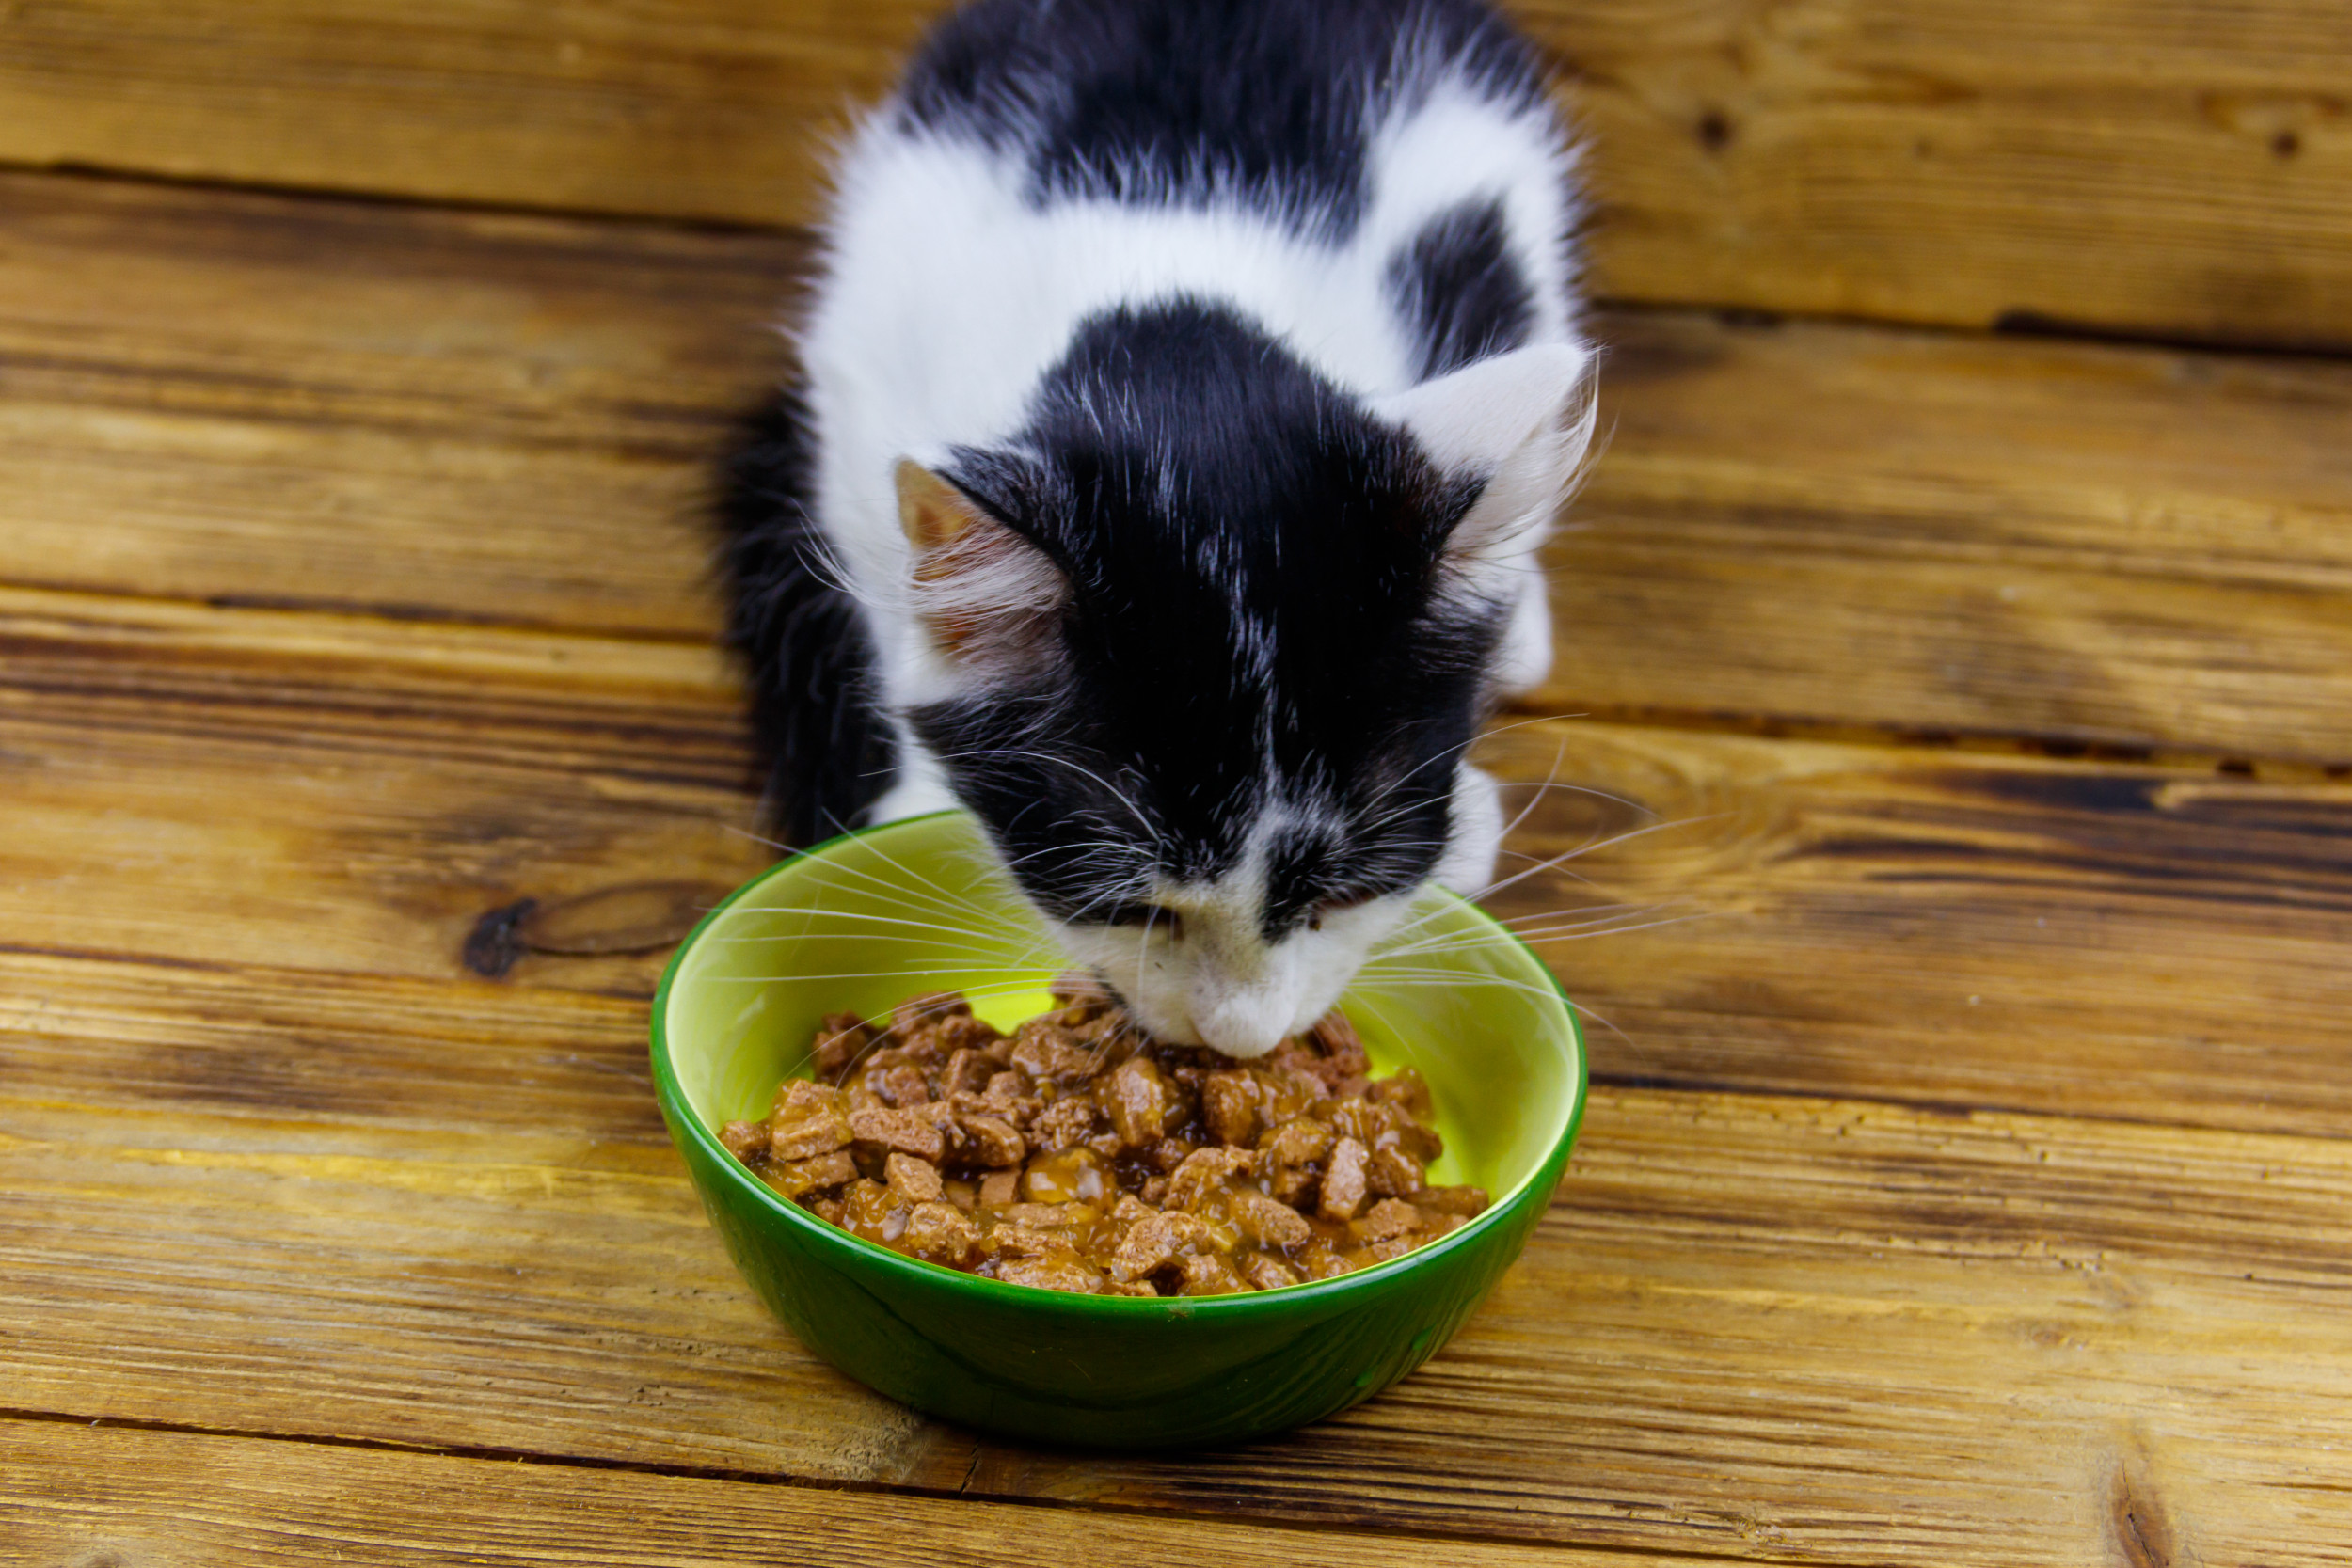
[651,811,1585,1449]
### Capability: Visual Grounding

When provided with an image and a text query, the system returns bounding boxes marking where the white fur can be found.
[798,57,1588,1053]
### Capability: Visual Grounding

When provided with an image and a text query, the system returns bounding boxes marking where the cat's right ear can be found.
[1370,341,1597,571]
[896,459,1067,668]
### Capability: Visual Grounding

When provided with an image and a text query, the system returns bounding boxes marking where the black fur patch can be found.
[1387,194,1537,378]
[898,0,1548,238]
[908,300,1502,929]
[713,381,898,847]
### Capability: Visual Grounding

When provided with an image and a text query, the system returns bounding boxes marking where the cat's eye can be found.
[1307,889,1384,932]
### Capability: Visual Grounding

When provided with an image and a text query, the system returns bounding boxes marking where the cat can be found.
[717,0,1593,1058]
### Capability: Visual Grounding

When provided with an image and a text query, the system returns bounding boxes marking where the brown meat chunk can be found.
[1200,1069,1260,1147]
[1029,1096,1098,1153]
[931,1013,1004,1054]
[850,1104,946,1162]
[1414,1184,1490,1218]
[994,1254,1105,1294]
[804,1194,847,1226]
[1100,1277,1160,1297]
[762,1148,858,1198]
[1242,1253,1302,1291]
[1298,1242,1356,1280]
[1319,1135,1371,1222]
[863,1062,932,1108]
[719,1119,769,1161]
[1366,1064,1434,1119]
[885,1151,945,1204]
[811,1012,872,1077]
[1368,1144,1426,1198]
[769,1080,854,1161]
[892,990,971,1037]
[957,1112,1027,1169]
[1228,1186,1313,1249]
[1100,1055,1171,1148]
[977,1168,1020,1208]
[902,1201,979,1267]
[1177,1252,1249,1296]
[1143,1136,1199,1174]
[1256,1116,1333,1204]
[1356,1196,1425,1243]
[1258,1116,1333,1165]
[1009,1024,1099,1085]
[981,1069,1037,1111]
[1108,1212,1220,1283]
[1307,1009,1371,1084]
[940,1047,995,1097]
[1166,1146,1257,1212]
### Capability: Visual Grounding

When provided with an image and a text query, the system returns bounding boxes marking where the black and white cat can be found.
[719,0,1592,1057]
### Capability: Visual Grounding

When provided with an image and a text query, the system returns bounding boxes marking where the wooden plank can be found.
[5,1051,2348,1563]
[8,172,2350,762]
[1539,0,2352,347]
[0,168,784,636]
[0,1422,1692,1568]
[0,0,931,232]
[3,582,2347,1134]
[6,3,2350,343]
[0,585,761,996]
[1548,309,2352,765]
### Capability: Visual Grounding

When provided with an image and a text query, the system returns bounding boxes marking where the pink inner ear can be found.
[896,461,1067,665]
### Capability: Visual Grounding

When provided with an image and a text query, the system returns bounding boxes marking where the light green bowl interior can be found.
[664,812,1579,1220]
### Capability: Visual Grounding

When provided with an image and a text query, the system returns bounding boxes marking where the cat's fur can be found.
[719,0,1592,1056]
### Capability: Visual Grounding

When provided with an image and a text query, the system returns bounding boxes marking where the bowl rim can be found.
[650,811,1587,1316]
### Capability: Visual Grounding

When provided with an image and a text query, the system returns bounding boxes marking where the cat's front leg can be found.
[1436,761,1506,898]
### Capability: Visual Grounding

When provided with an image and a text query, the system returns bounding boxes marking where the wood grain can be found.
[0,168,785,636]
[1550,309,2352,765]
[7,1035,2349,1563]
[1537,0,2352,347]
[0,586,760,998]
[6,2,2349,343]
[0,1422,1720,1568]
[8,173,2352,764]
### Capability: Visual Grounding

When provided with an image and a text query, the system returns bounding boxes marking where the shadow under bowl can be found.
[651,811,1585,1449]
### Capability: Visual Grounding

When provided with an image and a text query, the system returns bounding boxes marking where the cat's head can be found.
[897,300,1591,1056]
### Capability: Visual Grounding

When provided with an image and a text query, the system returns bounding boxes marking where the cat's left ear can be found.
[896,459,1068,670]
[1371,341,1597,568]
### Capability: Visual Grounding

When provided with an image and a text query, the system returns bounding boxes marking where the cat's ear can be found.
[896,459,1066,667]
[1371,342,1597,569]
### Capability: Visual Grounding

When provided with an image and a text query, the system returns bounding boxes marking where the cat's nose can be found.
[1185,991,1288,1060]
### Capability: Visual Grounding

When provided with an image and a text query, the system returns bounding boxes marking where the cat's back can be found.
[895,0,1549,240]
[803,0,1578,467]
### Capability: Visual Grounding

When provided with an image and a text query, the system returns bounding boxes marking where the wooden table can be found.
[5,5,2351,1564]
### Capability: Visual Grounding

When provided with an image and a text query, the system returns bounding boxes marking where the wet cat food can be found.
[719,977,1489,1296]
